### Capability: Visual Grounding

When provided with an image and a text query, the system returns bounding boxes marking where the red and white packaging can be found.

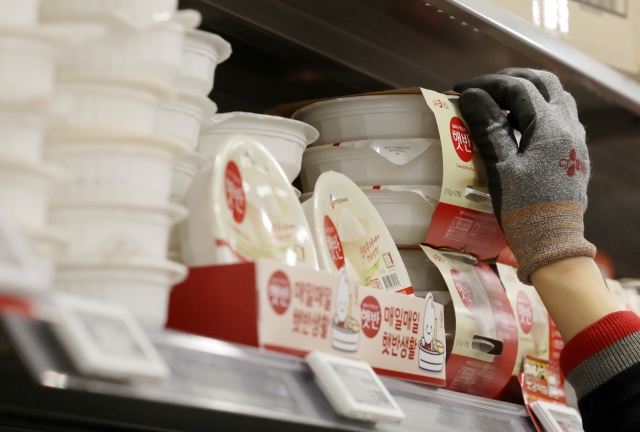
[419,89,507,259]
[420,245,518,399]
[519,355,569,432]
[167,259,447,386]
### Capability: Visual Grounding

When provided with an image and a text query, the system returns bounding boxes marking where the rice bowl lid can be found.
[304,138,442,165]
[201,112,319,147]
[211,135,318,269]
[306,171,412,294]
[293,94,433,122]
[185,29,232,64]
[360,185,441,206]
[302,185,441,206]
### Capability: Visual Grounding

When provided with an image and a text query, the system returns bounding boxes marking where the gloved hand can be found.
[453,68,596,284]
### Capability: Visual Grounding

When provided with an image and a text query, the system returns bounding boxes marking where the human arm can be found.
[454,68,640,431]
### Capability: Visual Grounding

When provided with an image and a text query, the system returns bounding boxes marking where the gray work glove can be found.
[453,68,596,283]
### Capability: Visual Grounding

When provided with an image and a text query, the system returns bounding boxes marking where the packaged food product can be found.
[174,29,231,96]
[292,95,440,145]
[360,185,440,245]
[300,139,442,192]
[301,171,413,295]
[181,135,318,269]
[198,112,319,183]
[303,185,440,245]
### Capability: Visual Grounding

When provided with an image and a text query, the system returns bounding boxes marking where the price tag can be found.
[531,401,584,432]
[306,351,405,423]
[52,294,169,380]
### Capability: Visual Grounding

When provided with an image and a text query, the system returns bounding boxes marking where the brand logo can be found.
[559,149,587,177]
[329,193,348,210]
[324,215,345,269]
[360,296,381,338]
[450,117,474,163]
[516,290,533,334]
[267,271,291,315]
[224,161,245,223]
[451,269,474,311]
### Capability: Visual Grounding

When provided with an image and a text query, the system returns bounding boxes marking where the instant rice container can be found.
[301,171,413,295]
[292,95,440,145]
[181,135,319,269]
[359,185,440,245]
[174,29,232,96]
[198,112,319,183]
[300,138,442,191]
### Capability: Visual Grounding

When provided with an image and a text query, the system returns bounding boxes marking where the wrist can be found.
[530,257,619,342]
[501,201,596,284]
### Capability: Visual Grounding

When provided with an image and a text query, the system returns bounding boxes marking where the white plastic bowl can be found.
[0,158,64,231]
[156,94,217,151]
[300,142,442,191]
[0,32,56,103]
[50,201,187,262]
[0,0,40,27]
[174,29,231,96]
[198,112,319,183]
[170,151,208,203]
[168,224,182,262]
[54,79,170,134]
[54,258,188,329]
[398,249,448,292]
[45,133,189,205]
[41,0,178,21]
[362,186,440,245]
[181,135,318,269]
[0,103,48,163]
[293,95,442,145]
[24,226,69,288]
[57,17,186,86]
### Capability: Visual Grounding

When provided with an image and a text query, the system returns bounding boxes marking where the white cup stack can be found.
[0,0,72,289]
[163,28,231,263]
[40,0,207,328]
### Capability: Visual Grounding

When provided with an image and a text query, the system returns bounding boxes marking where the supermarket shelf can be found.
[181,0,640,117]
[179,0,640,278]
[0,313,535,432]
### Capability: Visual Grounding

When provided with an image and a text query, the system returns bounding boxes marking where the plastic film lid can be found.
[303,171,413,294]
[212,134,319,269]
[361,185,441,207]
[333,138,441,165]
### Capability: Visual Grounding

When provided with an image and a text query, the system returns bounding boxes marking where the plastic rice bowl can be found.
[54,258,187,329]
[174,29,231,96]
[198,112,318,183]
[300,141,442,191]
[45,133,189,205]
[181,135,318,269]
[156,94,217,151]
[293,95,441,145]
[0,158,64,231]
[50,201,187,262]
[301,171,413,294]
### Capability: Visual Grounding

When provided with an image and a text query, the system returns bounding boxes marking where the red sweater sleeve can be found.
[560,311,640,431]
